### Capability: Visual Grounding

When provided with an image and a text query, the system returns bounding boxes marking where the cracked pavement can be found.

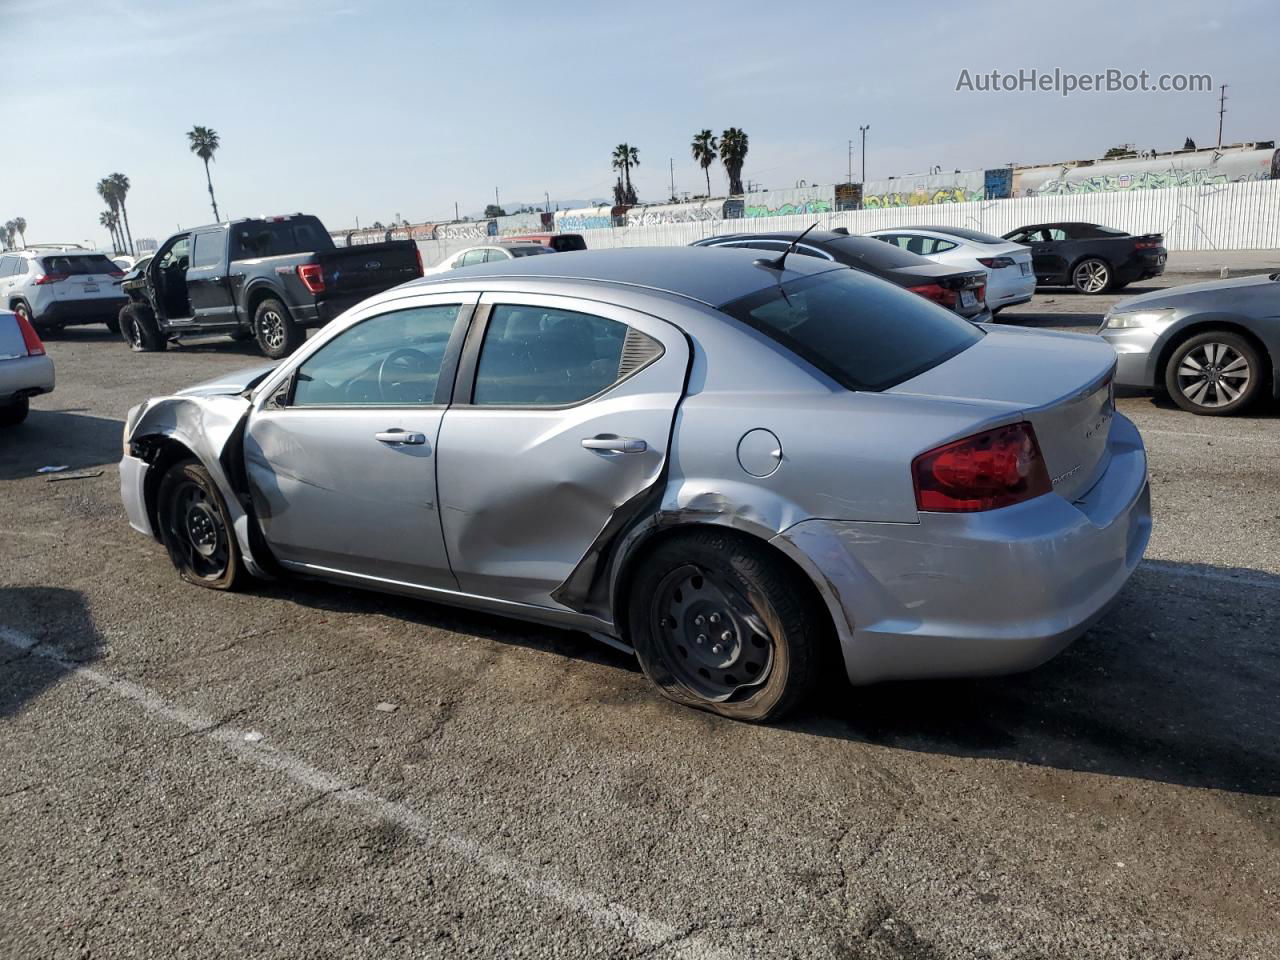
[2,278,1279,959]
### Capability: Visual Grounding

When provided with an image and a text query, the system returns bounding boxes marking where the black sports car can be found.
[1003,222,1166,294]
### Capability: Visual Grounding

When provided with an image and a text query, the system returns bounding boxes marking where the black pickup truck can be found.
[1002,221,1166,294]
[118,214,422,358]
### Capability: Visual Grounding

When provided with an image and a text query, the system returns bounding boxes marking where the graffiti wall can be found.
[434,220,496,240]
[626,200,725,226]
[862,170,986,209]
[1012,145,1278,197]
[494,212,554,237]
[743,186,835,218]
[554,206,623,232]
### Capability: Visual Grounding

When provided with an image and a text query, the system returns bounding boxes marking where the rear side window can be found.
[38,254,118,275]
[720,269,983,392]
[232,219,329,259]
[191,232,223,269]
[460,250,486,266]
[0,257,14,277]
[550,235,587,252]
[484,248,511,262]
[508,246,550,258]
[472,305,661,406]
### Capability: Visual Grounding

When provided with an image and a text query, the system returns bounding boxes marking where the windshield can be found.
[719,268,983,391]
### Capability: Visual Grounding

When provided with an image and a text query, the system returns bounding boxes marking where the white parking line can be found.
[0,626,731,960]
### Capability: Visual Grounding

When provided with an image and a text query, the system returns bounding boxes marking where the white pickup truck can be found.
[0,308,54,426]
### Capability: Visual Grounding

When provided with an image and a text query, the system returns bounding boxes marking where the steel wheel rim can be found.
[166,479,228,580]
[259,310,285,350]
[1074,261,1108,292]
[1177,342,1251,408]
[127,315,143,348]
[650,563,774,702]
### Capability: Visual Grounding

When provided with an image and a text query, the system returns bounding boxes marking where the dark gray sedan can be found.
[1099,273,1280,415]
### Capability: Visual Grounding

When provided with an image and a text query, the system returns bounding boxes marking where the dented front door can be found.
[436,293,690,607]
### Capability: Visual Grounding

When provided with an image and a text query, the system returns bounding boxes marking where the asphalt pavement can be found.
[2,274,1277,959]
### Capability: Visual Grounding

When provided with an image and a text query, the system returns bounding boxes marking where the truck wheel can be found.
[120,304,167,352]
[254,298,303,360]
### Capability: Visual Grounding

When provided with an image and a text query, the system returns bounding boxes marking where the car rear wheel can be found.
[254,298,303,360]
[0,396,29,427]
[1071,258,1112,294]
[120,304,167,352]
[627,528,823,722]
[156,459,244,590]
[1165,331,1264,416]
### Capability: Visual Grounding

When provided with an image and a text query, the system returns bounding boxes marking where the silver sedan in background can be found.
[1100,272,1280,415]
[0,308,54,427]
[119,248,1151,721]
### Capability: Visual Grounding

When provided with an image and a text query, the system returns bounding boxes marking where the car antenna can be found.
[757,222,819,272]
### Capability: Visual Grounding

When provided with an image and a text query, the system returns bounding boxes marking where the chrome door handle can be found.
[375,430,426,445]
[581,436,647,454]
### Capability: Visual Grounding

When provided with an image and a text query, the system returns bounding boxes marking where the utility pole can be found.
[494,187,500,212]
[670,158,676,201]
[1216,84,1228,149]
[454,201,459,221]
[847,139,853,184]
[859,125,870,183]
[545,191,551,212]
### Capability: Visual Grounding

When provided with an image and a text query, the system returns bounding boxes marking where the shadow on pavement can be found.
[0,587,103,720]
[795,561,1280,796]
[0,409,124,481]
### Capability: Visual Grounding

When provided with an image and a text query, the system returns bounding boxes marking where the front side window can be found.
[157,237,191,270]
[720,269,983,392]
[291,304,461,406]
[472,304,658,406]
[484,248,511,262]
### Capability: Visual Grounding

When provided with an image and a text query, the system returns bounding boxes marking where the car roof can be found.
[408,246,840,308]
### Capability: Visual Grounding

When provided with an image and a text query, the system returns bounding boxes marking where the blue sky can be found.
[4,0,1275,246]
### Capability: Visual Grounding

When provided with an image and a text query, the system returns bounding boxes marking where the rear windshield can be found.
[719,268,983,392]
[39,254,119,275]
[232,218,333,259]
[509,246,551,257]
[921,226,1007,244]
[825,236,932,269]
[550,235,587,252]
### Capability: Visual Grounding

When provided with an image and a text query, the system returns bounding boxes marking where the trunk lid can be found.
[889,327,1118,502]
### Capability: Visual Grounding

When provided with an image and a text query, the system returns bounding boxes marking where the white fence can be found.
[415,179,1280,266]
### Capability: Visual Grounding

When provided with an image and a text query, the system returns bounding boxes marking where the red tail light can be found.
[414,245,424,276]
[1134,240,1163,250]
[35,273,67,285]
[907,283,957,308]
[13,310,45,357]
[913,422,1051,512]
[108,269,125,278]
[296,263,325,294]
[975,284,986,303]
[976,256,1016,268]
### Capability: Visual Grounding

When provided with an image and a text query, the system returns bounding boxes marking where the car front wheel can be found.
[156,459,244,590]
[627,528,824,722]
[120,304,167,352]
[1071,258,1112,294]
[1165,331,1264,415]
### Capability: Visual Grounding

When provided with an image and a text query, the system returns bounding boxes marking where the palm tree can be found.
[611,143,640,204]
[2,221,14,251]
[186,125,221,220]
[690,130,718,198]
[96,178,124,252]
[12,217,26,248]
[719,127,749,196]
[99,211,120,252]
[107,173,134,254]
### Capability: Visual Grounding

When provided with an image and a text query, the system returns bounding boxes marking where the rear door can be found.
[186,228,237,325]
[244,292,477,590]
[436,293,690,607]
[41,254,124,304]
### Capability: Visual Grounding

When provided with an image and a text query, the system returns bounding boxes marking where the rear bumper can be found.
[774,414,1151,685]
[987,269,1038,306]
[0,354,55,402]
[37,297,128,327]
[1118,253,1166,283]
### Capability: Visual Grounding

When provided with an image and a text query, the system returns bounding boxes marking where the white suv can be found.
[0,250,129,334]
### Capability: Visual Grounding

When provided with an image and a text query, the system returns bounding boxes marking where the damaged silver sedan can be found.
[120,247,1151,721]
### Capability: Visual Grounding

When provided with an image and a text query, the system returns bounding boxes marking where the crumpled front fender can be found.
[125,394,269,577]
